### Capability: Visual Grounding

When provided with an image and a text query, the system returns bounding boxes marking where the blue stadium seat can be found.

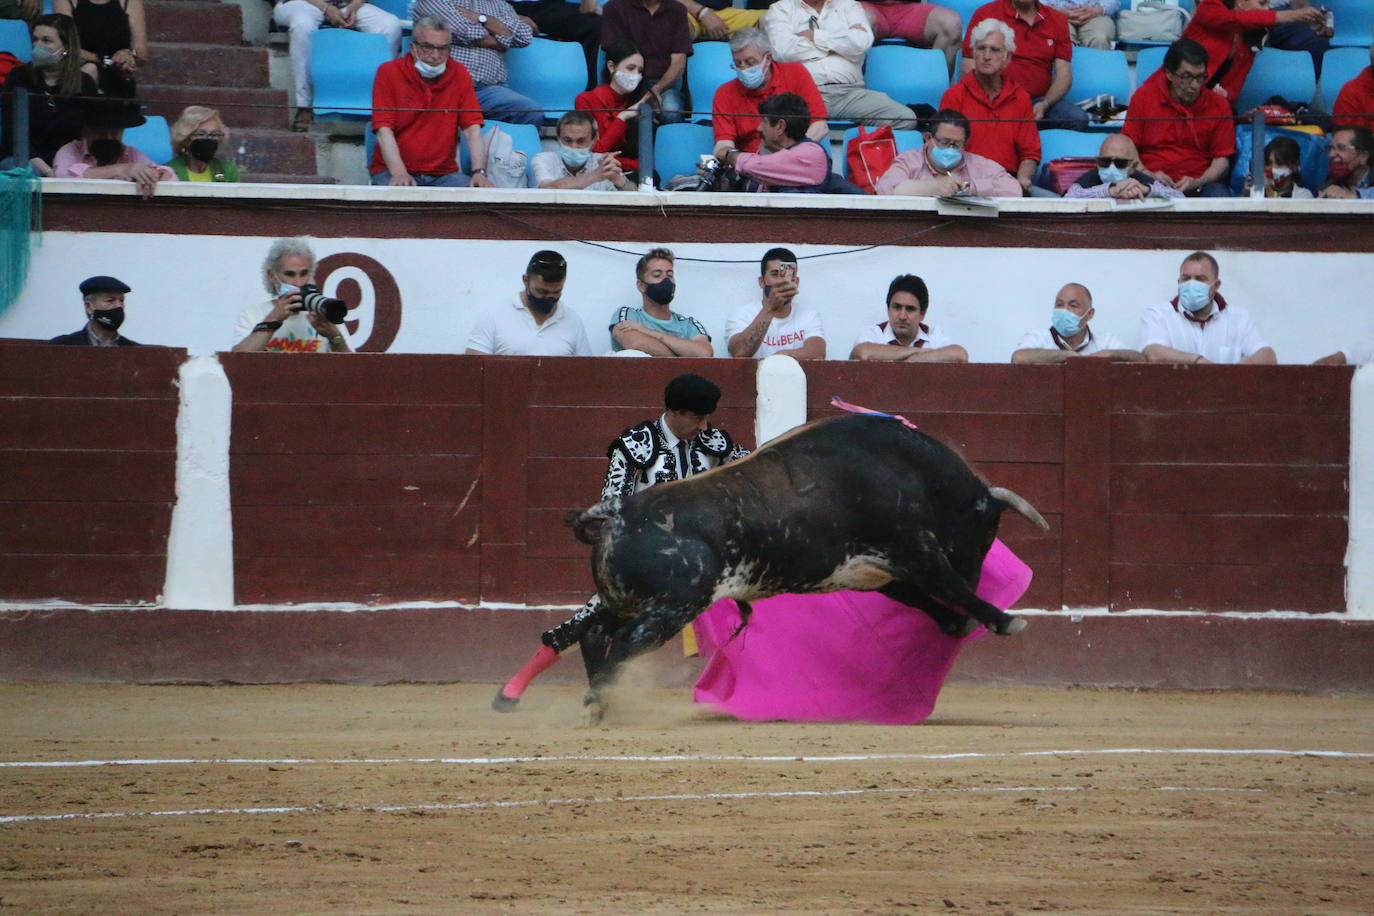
[368,0,410,21]
[1134,46,1168,87]
[506,37,585,122]
[1320,46,1370,110]
[311,29,392,120]
[865,45,952,110]
[653,122,714,182]
[1235,47,1317,113]
[1035,127,1102,186]
[941,0,992,33]
[1069,47,1131,104]
[686,41,734,123]
[1327,0,1374,47]
[0,19,31,63]
[459,120,541,186]
[123,115,174,166]
[837,126,924,178]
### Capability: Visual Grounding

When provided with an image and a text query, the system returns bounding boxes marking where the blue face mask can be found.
[1178,279,1212,313]
[277,283,297,297]
[929,146,963,171]
[559,144,591,169]
[1050,308,1083,338]
[738,63,767,90]
[1098,164,1129,185]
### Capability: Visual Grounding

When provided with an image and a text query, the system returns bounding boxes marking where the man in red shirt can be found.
[961,0,1084,125]
[370,18,493,187]
[1123,38,1234,196]
[1333,44,1374,133]
[712,27,829,160]
[940,19,1040,192]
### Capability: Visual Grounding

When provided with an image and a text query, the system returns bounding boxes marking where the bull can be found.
[560,412,1049,723]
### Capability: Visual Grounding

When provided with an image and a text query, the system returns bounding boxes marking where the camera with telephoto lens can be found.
[296,284,347,324]
[695,155,726,191]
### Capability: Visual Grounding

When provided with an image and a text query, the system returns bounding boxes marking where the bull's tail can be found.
[989,487,1050,531]
[564,498,623,545]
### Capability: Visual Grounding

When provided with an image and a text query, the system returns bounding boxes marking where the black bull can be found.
[563,413,1048,721]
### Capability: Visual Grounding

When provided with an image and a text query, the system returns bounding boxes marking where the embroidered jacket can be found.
[601,418,750,502]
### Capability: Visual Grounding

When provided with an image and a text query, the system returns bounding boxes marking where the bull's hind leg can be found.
[581,600,707,726]
[879,582,980,638]
[895,531,1026,635]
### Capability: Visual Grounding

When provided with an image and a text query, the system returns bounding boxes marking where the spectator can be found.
[233,238,352,353]
[609,247,714,355]
[506,0,602,90]
[465,250,593,355]
[1181,0,1325,107]
[54,0,147,98]
[50,276,141,346]
[940,20,1040,192]
[532,110,634,189]
[53,98,177,198]
[850,274,968,362]
[0,14,98,176]
[413,0,541,126]
[1243,135,1311,198]
[575,40,646,173]
[1262,0,1332,69]
[711,28,828,162]
[1332,39,1374,132]
[601,0,694,124]
[1123,39,1235,197]
[676,0,765,42]
[1011,282,1142,362]
[166,106,241,182]
[1,0,40,22]
[1040,0,1115,49]
[1318,125,1374,199]
[860,0,962,71]
[763,0,917,128]
[875,107,1022,196]
[1063,133,1184,200]
[725,246,826,359]
[1314,336,1374,365]
[270,0,401,132]
[717,92,840,192]
[370,18,493,188]
[960,0,1085,126]
[1139,251,1276,364]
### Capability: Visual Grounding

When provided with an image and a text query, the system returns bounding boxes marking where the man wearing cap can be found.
[51,99,177,198]
[464,250,593,356]
[50,276,142,346]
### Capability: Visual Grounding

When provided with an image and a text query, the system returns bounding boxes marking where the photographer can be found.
[232,238,352,353]
[708,93,859,194]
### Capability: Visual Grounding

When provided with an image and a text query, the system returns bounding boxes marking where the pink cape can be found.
[691,539,1033,724]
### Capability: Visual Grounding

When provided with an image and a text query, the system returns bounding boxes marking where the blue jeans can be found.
[1036,96,1092,130]
[370,170,469,187]
[655,86,686,126]
[475,83,544,126]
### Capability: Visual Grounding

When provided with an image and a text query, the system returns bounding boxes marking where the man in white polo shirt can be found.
[725,247,826,360]
[850,274,967,363]
[1011,282,1142,363]
[1138,251,1276,365]
[465,250,593,356]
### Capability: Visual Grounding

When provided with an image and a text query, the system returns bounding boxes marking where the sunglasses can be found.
[1096,157,1131,169]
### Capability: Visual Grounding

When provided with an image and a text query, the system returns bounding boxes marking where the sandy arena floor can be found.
[0,677,1371,914]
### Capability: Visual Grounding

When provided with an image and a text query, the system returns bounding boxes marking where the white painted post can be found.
[162,355,235,610]
[1348,365,1374,620]
[755,354,807,447]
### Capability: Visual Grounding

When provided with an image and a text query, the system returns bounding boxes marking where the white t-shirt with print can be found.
[724,300,825,359]
[234,299,333,352]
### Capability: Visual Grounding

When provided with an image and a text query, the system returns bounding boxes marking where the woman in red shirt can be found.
[1182,0,1325,107]
[574,40,646,174]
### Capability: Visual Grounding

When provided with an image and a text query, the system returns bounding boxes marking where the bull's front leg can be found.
[582,601,707,726]
[898,532,1027,636]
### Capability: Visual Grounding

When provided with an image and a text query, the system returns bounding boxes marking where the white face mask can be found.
[612,69,641,93]
[415,57,446,79]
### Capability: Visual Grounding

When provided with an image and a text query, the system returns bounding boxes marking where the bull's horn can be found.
[989,487,1050,531]
[567,499,622,545]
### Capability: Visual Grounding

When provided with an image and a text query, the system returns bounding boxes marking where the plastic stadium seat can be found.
[653,122,714,181]
[1134,46,1168,87]
[837,126,924,178]
[460,120,541,185]
[864,45,952,110]
[1320,46,1371,110]
[1069,47,1130,104]
[0,19,31,63]
[686,41,734,123]
[1235,48,1317,113]
[123,115,174,166]
[368,0,411,21]
[941,0,993,32]
[1035,127,1102,186]
[311,29,392,119]
[506,37,586,122]
[1327,0,1374,46]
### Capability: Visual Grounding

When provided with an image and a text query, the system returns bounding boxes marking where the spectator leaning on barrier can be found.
[712,28,828,161]
[609,247,714,356]
[1123,38,1235,197]
[575,40,646,173]
[1314,335,1374,366]
[1011,282,1142,362]
[1139,251,1276,364]
[1039,0,1116,50]
[233,238,352,353]
[717,92,843,192]
[166,106,241,183]
[465,250,593,356]
[1318,125,1374,199]
[940,20,1040,192]
[1332,39,1374,133]
[1063,133,1183,200]
[600,0,694,124]
[0,14,99,176]
[725,246,826,360]
[413,0,542,127]
[875,107,1022,197]
[53,97,177,198]
[961,0,1085,126]
[850,274,968,363]
[50,276,142,347]
[1180,0,1325,107]
[676,0,765,42]
[762,0,917,128]
[532,110,634,189]
[271,0,402,132]
[370,18,492,188]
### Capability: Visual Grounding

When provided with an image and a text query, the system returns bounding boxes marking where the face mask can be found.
[738,63,767,90]
[1267,166,1292,182]
[559,144,591,169]
[91,307,125,330]
[527,293,558,314]
[31,44,63,69]
[1327,157,1352,180]
[643,277,675,306]
[187,138,219,162]
[612,69,641,93]
[929,146,963,171]
[277,283,298,297]
[1050,308,1082,338]
[88,138,124,165]
[1098,164,1128,185]
[414,58,446,79]
[1177,279,1212,313]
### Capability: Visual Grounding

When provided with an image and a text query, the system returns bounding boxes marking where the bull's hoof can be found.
[997,616,1028,635]
[581,694,606,727]
[491,689,520,712]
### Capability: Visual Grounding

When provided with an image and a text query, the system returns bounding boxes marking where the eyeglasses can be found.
[1331,143,1358,152]
[412,40,452,52]
[1169,69,1207,85]
[729,56,768,70]
[931,136,966,149]
[189,130,226,140]
[1096,156,1131,168]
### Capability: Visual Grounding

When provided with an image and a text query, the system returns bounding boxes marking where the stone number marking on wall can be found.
[316,253,402,353]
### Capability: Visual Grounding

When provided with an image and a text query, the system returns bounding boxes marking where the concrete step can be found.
[141,42,269,88]
[141,84,291,130]
[234,127,318,175]
[145,1,242,45]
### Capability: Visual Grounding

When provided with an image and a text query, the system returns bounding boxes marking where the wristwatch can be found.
[477,13,489,24]
[472,168,488,176]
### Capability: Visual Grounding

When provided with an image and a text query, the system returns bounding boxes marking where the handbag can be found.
[1117,0,1191,43]
[483,124,528,189]
[845,125,897,195]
